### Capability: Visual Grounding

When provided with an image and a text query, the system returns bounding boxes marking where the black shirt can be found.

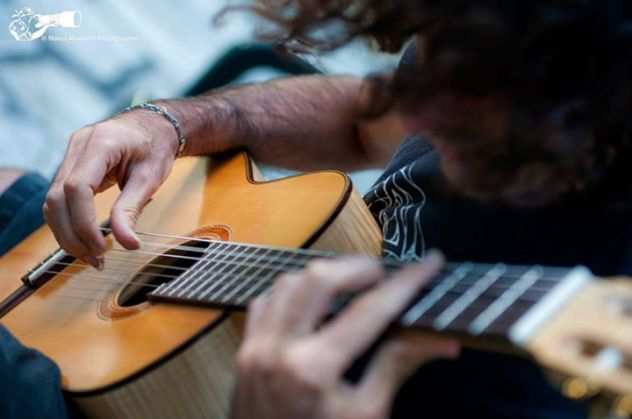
[365,136,632,419]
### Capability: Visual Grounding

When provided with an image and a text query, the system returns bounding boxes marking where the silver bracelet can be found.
[119,103,187,157]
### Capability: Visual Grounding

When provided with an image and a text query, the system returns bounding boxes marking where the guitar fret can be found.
[179,244,242,298]
[222,249,290,305]
[448,282,547,301]
[446,291,500,332]
[411,293,461,328]
[195,262,250,300]
[433,264,507,330]
[160,242,224,296]
[232,279,270,305]
[402,263,472,326]
[235,251,314,305]
[484,300,537,336]
[509,267,592,344]
[159,244,207,295]
[146,244,585,345]
[469,267,542,335]
[194,246,258,299]
[202,247,273,301]
[241,279,271,300]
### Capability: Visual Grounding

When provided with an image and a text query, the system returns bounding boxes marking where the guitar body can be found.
[0,153,382,419]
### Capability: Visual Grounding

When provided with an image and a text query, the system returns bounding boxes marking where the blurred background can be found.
[0,0,400,192]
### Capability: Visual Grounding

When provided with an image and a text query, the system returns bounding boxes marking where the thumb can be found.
[110,169,159,250]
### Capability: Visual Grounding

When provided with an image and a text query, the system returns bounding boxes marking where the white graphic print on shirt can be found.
[366,160,426,262]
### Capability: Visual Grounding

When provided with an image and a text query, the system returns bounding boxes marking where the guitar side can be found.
[0,153,383,419]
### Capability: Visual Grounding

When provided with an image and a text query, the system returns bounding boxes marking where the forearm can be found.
[47,75,401,261]
[157,74,402,171]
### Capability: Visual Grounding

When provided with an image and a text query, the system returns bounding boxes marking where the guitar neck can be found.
[147,241,593,345]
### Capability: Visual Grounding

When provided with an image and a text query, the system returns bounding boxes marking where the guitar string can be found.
[51,281,548,305]
[57,259,189,272]
[47,282,541,325]
[20,225,564,294]
[137,232,562,281]
[53,261,184,279]
[16,249,563,335]
[52,247,549,284]
[41,270,162,288]
[31,228,570,306]
[44,261,552,305]
[54,255,559,287]
[45,254,553,317]
[102,228,338,258]
[44,251,560,295]
[20,228,574,292]
[102,228,572,282]
[90,241,567,285]
[44,264,550,301]
[132,239,570,284]
[39,243,564,299]
[50,294,108,303]
[44,265,551,293]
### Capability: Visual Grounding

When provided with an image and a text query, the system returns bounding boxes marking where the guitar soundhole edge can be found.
[117,239,211,307]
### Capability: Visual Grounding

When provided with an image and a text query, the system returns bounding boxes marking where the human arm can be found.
[44,74,405,267]
[159,75,405,171]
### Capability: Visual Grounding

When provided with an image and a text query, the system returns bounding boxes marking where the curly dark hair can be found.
[231,0,632,206]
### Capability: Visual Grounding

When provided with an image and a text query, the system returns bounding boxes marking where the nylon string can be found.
[43,231,562,306]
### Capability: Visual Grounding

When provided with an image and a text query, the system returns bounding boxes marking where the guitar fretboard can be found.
[148,241,591,342]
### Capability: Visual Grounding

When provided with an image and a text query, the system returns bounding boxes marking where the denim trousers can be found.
[0,174,69,419]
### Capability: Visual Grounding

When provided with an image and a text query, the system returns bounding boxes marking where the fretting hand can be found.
[230,253,460,419]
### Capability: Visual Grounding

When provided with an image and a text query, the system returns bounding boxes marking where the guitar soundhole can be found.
[117,239,211,307]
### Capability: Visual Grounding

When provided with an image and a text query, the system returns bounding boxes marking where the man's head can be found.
[246,0,632,206]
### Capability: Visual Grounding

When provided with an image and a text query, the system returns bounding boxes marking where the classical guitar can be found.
[1,153,631,419]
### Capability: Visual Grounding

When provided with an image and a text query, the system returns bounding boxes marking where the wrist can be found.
[156,95,243,157]
[145,85,251,157]
[118,103,187,158]
[107,109,177,162]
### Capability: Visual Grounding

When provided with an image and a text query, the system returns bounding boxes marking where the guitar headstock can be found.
[519,276,632,416]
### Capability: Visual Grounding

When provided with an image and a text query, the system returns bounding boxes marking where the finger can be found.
[53,128,109,258]
[110,166,161,250]
[265,257,385,338]
[263,273,305,335]
[45,130,92,259]
[64,159,109,256]
[314,251,444,371]
[355,333,459,412]
[51,126,93,185]
[43,186,96,265]
[244,294,271,340]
